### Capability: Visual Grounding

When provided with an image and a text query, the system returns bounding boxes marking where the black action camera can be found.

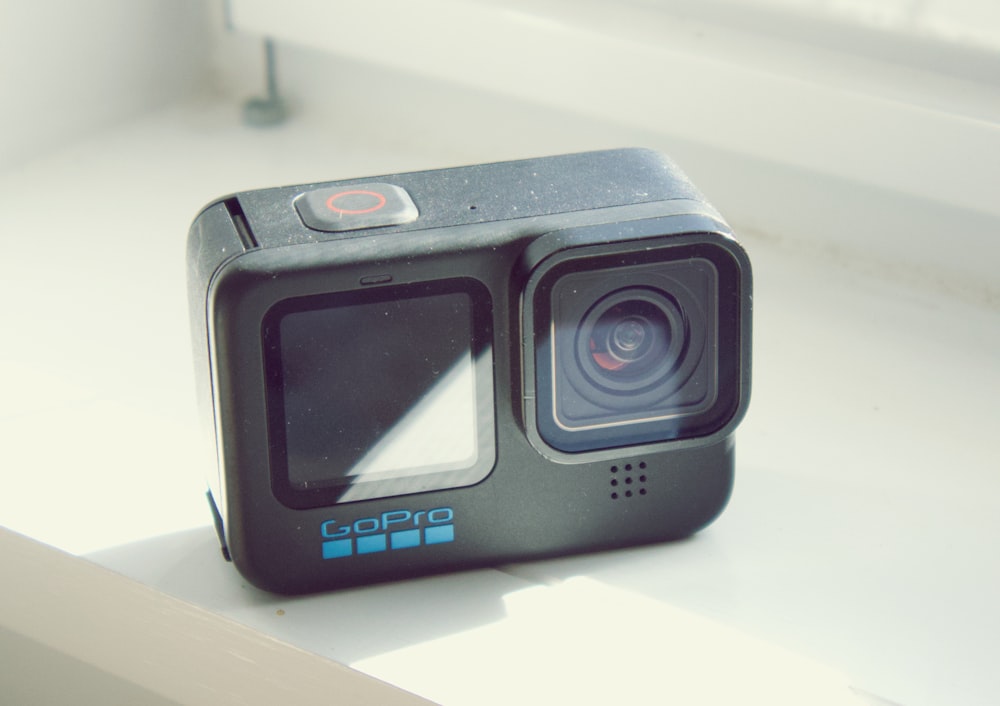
[187,149,752,594]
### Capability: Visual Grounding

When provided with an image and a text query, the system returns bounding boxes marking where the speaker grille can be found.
[609,462,647,500]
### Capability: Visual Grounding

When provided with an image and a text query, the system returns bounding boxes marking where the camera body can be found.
[187,149,751,594]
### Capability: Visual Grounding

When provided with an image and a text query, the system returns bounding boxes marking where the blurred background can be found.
[1,1,998,705]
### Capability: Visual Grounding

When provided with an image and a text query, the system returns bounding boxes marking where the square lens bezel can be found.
[530,241,744,453]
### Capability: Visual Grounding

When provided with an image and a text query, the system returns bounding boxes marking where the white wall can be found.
[0,0,211,169]
[225,0,1000,305]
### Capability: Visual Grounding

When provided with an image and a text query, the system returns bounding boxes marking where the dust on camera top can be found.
[189,148,728,253]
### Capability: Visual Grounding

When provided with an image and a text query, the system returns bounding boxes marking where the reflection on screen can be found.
[273,287,484,502]
[341,356,476,477]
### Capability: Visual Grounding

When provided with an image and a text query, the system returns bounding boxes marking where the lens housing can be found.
[529,240,744,454]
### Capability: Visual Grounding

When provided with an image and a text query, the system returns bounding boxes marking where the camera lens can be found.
[576,287,687,398]
[610,317,646,356]
[530,243,738,453]
[589,305,668,374]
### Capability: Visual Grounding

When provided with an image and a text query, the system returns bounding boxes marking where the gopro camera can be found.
[187,149,751,594]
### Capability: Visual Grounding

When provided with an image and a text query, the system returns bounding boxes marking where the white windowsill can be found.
[2,4,998,702]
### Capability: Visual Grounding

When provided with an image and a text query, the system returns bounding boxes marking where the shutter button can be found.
[295,183,418,232]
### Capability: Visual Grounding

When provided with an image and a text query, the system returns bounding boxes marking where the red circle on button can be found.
[325,190,387,215]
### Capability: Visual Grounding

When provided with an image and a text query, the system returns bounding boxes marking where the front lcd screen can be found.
[263,279,494,507]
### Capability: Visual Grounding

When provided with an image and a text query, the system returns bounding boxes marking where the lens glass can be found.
[576,288,688,398]
[591,304,665,373]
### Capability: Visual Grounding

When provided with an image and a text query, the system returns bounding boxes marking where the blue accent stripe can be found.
[391,528,421,550]
[322,539,353,559]
[356,534,388,554]
[424,524,455,545]
[321,515,456,559]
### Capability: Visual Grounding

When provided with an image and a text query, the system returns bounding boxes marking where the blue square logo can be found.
[391,529,421,550]
[425,524,455,545]
[320,508,455,559]
[356,534,388,555]
[322,539,353,559]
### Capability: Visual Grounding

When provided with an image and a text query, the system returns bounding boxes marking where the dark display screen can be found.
[263,279,494,507]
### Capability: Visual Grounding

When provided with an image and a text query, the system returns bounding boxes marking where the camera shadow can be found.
[86,527,854,706]
[87,526,526,664]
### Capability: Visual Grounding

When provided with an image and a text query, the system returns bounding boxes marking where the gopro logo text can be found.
[320,507,455,559]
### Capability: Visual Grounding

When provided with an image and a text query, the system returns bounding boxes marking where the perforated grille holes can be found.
[610,462,647,500]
